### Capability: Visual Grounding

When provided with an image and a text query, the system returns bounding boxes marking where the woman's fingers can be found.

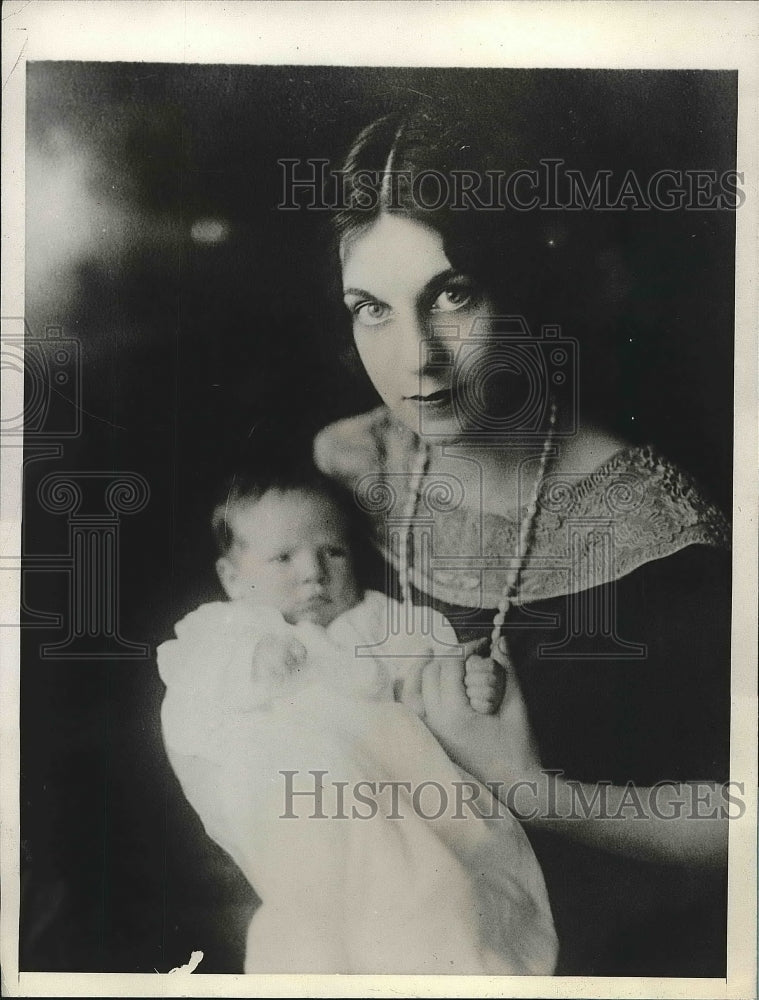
[465,654,495,675]
[465,663,499,679]
[465,667,502,715]
[464,651,508,712]
[437,655,471,709]
[465,673,499,694]
[421,654,470,717]
[461,637,490,661]
[469,697,498,715]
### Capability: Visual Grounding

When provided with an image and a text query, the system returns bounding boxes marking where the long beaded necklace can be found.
[400,400,558,658]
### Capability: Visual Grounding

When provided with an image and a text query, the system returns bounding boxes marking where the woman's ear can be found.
[216,556,240,599]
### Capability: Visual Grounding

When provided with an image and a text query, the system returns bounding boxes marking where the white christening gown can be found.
[157,591,558,975]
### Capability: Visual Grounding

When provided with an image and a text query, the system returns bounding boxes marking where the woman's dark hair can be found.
[331,98,629,418]
[333,102,573,321]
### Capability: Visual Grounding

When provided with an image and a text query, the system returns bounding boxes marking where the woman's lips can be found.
[406,388,453,407]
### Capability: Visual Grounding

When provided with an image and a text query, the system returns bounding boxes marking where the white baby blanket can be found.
[157,592,557,974]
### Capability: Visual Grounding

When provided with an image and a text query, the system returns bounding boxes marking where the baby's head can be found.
[212,466,364,627]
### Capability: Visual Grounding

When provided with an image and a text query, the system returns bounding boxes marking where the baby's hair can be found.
[211,459,386,592]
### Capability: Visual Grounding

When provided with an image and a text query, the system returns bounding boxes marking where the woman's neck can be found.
[425,442,544,517]
[422,421,631,519]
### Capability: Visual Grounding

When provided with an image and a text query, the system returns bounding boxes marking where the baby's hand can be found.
[252,633,308,685]
[464,654,506,715]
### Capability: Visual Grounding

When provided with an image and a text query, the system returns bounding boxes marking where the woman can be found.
[315,106,732,976]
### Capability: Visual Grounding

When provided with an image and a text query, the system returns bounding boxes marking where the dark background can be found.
[20,64,736,971]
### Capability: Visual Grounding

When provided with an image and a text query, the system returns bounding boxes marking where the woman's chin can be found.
[392,401,477,446]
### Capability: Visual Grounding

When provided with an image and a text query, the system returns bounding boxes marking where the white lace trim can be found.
[315,410,730,609]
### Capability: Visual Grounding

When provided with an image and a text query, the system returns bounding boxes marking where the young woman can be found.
[315,105,732,976]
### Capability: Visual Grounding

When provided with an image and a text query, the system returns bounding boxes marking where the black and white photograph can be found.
[2,3,757,997]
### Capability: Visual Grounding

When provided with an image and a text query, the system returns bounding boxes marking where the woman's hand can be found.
[421,635,542,786]
[464,649,507,714]
[423,639,729,868]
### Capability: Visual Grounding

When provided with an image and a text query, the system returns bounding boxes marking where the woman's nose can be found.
[397,311,452,374]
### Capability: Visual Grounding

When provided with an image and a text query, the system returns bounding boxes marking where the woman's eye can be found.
[352,300,390,327]
[271,552,290,564]
[432,287,473,313]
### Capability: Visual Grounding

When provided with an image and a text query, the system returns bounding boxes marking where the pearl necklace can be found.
[401,400,557,657]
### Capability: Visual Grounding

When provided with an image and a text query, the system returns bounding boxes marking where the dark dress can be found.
[315,406,732,976]
[433,544,731,975]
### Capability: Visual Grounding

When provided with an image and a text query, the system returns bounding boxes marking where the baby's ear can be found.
[216,556,241,599]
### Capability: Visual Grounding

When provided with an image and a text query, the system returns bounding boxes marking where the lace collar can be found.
[315,408,730,608]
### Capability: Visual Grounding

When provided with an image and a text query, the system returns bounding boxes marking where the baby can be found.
[209,467,504,713]
[157,464,556,975]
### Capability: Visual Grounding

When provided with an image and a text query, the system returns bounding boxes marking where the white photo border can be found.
[1,2,757,998]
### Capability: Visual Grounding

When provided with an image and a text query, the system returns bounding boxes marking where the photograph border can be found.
[2,2,757,997]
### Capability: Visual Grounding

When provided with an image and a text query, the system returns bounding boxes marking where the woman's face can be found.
[341,213,496,439]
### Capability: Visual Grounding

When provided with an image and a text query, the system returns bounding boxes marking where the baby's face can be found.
[217,488,362,627]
